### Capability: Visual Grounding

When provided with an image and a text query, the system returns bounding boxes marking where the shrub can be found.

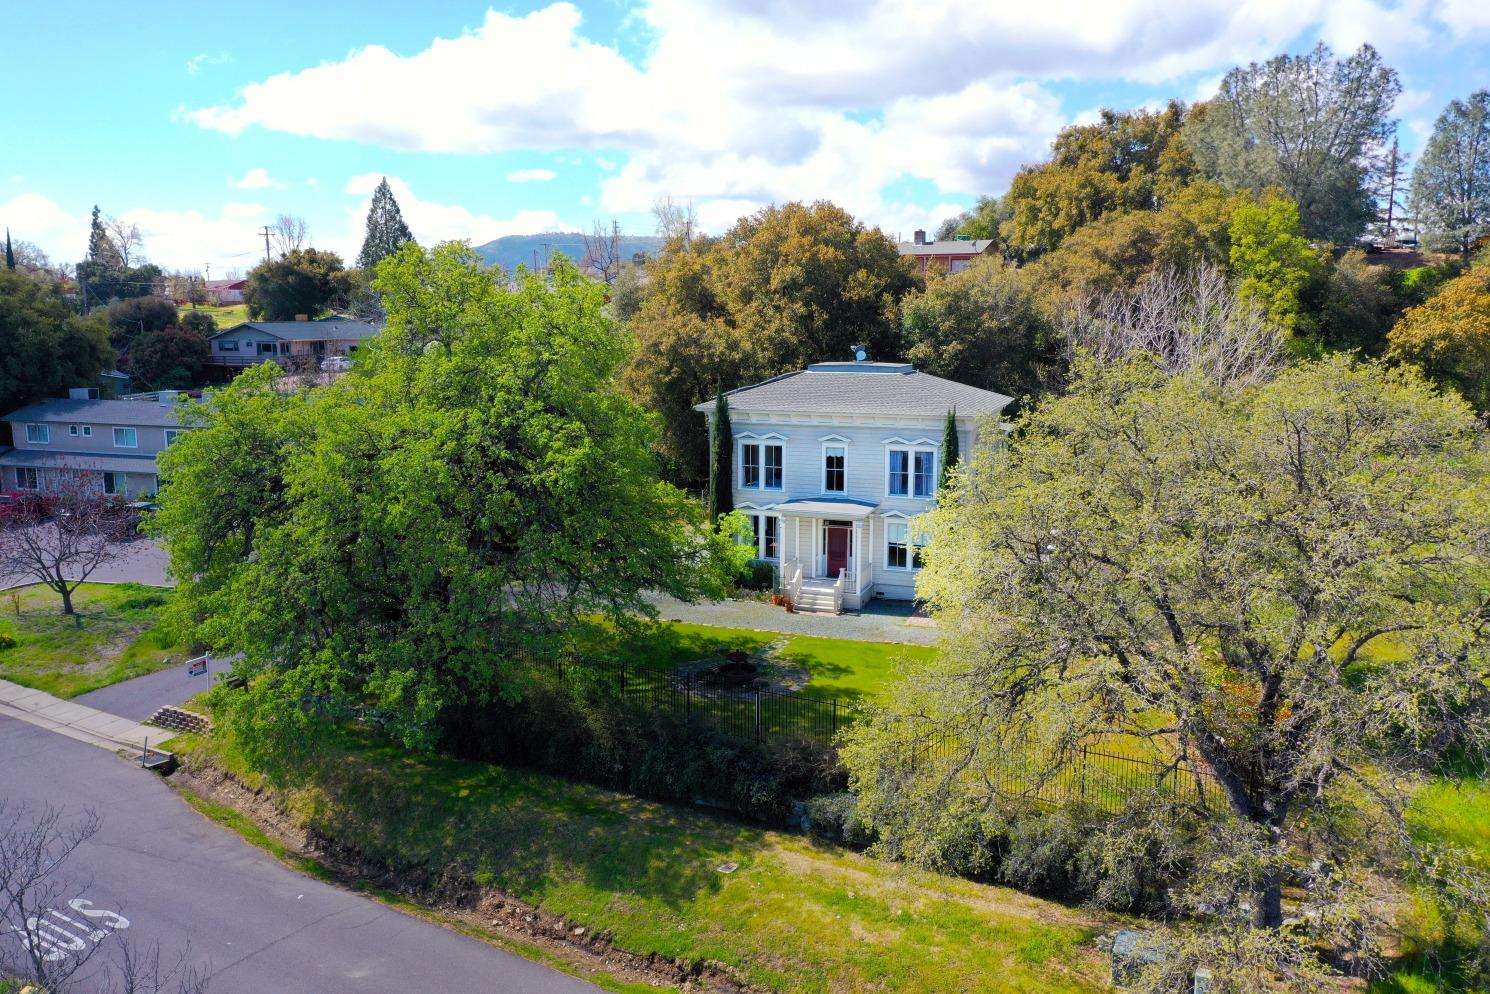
[443,669,845,824]
[805,791,876,849]
[739,560,776,592]
[0,630,16,651]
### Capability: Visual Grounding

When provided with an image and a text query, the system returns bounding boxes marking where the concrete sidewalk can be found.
[0,678,174,753]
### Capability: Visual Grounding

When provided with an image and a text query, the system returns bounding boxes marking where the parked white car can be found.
[320,355,352,372]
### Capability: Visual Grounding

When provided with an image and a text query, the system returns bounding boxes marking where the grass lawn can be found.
[186,302,247,326]
[578,620,935,704]
[174,727,1107,994]
[0,583,187,697]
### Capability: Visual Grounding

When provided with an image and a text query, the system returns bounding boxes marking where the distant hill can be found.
[472,232,663,273]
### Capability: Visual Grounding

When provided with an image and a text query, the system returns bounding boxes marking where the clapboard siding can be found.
[724,413,985,602]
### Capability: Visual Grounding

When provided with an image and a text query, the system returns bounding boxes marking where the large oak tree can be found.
[846,355,1490,988]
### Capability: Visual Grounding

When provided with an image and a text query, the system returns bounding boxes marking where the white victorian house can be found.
[696,354,1012,613]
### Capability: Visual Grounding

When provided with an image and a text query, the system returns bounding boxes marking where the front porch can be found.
[772,497,878,614]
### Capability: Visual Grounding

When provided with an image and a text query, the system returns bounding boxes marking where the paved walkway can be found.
[645,593,939,645]
[0,678,173,753]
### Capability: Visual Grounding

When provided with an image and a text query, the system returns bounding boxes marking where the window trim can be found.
[217,339,239,352]
[738,437,786,492]
[25,423,50,445]
[883,438,939,500]
[884,515,927,572]
[164,428,183,446]
[742,511,782,561]
[102,471,122,496]
[15,467,40,490]
[112,426,138,449]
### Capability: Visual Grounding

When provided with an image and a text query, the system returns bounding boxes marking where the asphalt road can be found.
[1,715,601,994]
[0,530,172,590]
[74,666,204,722]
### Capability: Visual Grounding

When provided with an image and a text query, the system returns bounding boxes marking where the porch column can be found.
[852,520,863,593]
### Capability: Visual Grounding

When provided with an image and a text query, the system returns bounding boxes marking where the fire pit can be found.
[699,658,760,689]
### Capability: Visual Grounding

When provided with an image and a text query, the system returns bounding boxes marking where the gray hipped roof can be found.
[2,398,187,427]
[212,318,378,342]
[694,363,1013,418]
[896,239,996,257]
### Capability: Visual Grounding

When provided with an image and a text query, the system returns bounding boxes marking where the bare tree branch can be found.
[1063,263,1287,388]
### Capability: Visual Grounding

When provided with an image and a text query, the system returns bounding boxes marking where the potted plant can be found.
[783,597,795,613]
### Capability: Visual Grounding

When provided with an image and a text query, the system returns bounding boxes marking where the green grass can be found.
[174,728,1106,994]
[187,302,248,326]
[0,583,187,697]
[579,621,935,704]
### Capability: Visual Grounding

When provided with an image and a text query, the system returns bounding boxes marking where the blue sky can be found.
[5,0,1488,275]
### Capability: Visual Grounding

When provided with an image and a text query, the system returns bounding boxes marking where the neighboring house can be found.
[897,230,998,274]
[696,353,1012,613]
[205,318,378,370]
[204,278,248,305]
[0,392,193,498]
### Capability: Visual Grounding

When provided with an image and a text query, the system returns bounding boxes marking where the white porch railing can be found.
[832,568,846,614]
[782,558,803,607]
[855,554,872,596]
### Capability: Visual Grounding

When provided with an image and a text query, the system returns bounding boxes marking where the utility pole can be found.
[259,226,273,263]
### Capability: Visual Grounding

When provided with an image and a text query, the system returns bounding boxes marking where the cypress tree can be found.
[357,177,416,270]
[708,390,734,523]
[939,408,960,494]
[4,229,14,270]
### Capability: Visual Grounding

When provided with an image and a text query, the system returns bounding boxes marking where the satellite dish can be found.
[854,348,867,362]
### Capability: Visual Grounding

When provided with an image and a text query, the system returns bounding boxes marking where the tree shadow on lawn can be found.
[293,732,773,914]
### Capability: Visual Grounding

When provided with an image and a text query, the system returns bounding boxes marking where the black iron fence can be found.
[515,646,1222,810]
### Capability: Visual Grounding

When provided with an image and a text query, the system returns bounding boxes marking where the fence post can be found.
[754,691,763,742]
[831,701,838,738]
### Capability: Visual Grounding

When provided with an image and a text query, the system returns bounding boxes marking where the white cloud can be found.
[118,202,270,272]
[0,193,81,257]
[184,0,1445,234]
[506,168,557,183]
[186,51,232,75]
[337,174,563,256]
[1436,0,1490,36]
[231,167,285,190]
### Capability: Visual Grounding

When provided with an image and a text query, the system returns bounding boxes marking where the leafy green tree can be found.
[356,177,416,270]
[243,248,352,321]
[1021,180,1245,312]
[1411,90,1490,257]
[626,201,918,484]
[901,257,1056,400]
[1316,249,1401,354]
[179,309,217,337]
[938,409,959,493]
[1228,195,1322,336]
[844,355,1490,987]
[708,390,733,523]
[1001,103,1196,258]
[936,195,1012,251]
[1185,43,1401,244]
[106,295,178,350]
[1388,262,1490,410]
[155,245,735,757]
[129,326,210,387]
[0,268,112,413]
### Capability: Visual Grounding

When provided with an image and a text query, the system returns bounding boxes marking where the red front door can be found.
[826,527,850,577]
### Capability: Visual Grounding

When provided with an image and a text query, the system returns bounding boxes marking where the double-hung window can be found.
[743,513,781,560]
[25,424,49,444]
[740,440,784,491]
[823,445,846,494]
[887,444,937,499]
[113,427,138,449]
[15,467,39,490]
[886,520,927,571]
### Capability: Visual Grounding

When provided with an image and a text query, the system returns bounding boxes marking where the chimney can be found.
[913,229,927,245]
[295,313,310,322]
